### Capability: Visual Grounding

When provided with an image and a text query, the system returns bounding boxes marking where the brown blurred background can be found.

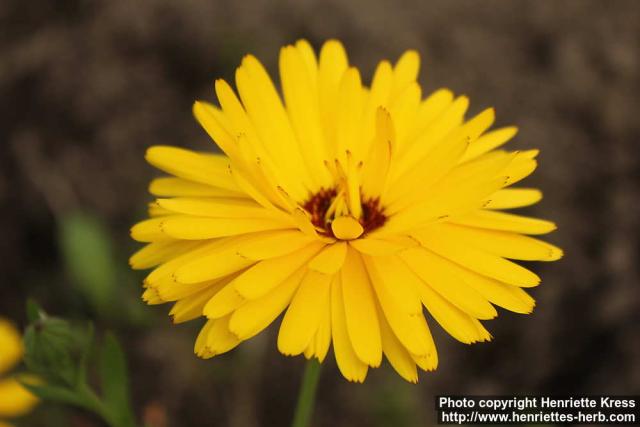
[1,0,639,426]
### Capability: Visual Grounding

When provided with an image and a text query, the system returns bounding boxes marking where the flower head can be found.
[0,318,38,423]
[131,39,562,382]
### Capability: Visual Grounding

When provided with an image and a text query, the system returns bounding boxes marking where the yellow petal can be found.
[229,164,279,210]
[319,40,349,155]
[362,61,393,144]
[450,210,557,235]
[455,266,536,314]
[335,67,364,160]
[129,240,201,270]
[194,320,215,358]
[349,236,417,256]
[363,256,433,357]
[331,216,363,240]
[203,283,244,319]
[484,188,542,209]
[232,242,324,299]
[391,50,420,99]
[130,217,170,242]
[144,241,218,285]
[145,146,238,191]
[295,39,319,81]
[229,268,305,340]
[158,216,293,240]
[409,232,540,287]
[412,319,439,371]
[331,276,368,382]
[235,230,316,260]
[278,270,332,355]
[236,56,310,199]
[394,95,468,180]
[377,304,418,383]
[385,117,470,211]
[503,153,537,186]
[308,242,347,274]
[392,137,511,210]
[412,345,439,372]
[149,177,243,198]
[279,45,331,189]
[141,288,163,305]
[341,248,382,367]
[152,276,224,302]
[442,150,517,186]
[389,82,421,147]
[312,299,332,363]
[213,78,260,149]
[147,202,173,218]
[173,239,257,284]
[428,223,563,261]
[405,88,454,143]
[461,126,518,162]
[383,176,507,234]
[400,248,497,320]
[169,283,226,323]
[303,337,315,360]
[192,101,241,161]
[361,107,394,198]
[0,376,38,418]
[156,198,288,221]
[205,315,240,356]
[415,279,490,344]
[453,107,496,148]
[0,319,22,375]
[365,255,422,315]
[291,207,321,238]
[346,151,364,222]
[213,80,293,210]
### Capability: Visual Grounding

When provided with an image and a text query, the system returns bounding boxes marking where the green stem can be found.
[77,386,120,427]
[291,359,322,427]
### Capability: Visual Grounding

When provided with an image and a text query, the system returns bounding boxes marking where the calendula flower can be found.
[131,39,562,383]
[0,318,38,426]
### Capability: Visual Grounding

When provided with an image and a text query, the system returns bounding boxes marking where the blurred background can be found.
[1,0,639,425]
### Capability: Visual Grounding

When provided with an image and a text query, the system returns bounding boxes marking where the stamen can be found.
[302,188,337,231]
[302,188,387,238]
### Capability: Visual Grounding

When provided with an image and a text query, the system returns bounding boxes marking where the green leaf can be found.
[26,299,44,322]
[23,316,92,388]
[21,313,141,427]
[76,323,95,386]
[23,318,74,384]
[100,332,136,427]
[59,212,116,314]
[21,382,86,407]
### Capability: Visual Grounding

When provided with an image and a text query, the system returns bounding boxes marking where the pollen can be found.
[302,187,337,232]
[302,188,387,238]
[360,197,387,232]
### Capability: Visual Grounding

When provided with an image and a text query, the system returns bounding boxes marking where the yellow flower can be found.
[0,318,38,425]
[131,39,562,383]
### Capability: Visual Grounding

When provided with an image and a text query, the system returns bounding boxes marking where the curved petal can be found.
[0,319,22,376]
[0,376,38,418]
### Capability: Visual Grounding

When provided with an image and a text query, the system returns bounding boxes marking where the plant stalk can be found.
[291,359,322,427]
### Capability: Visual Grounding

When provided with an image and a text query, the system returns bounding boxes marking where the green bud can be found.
[23,315,91,387]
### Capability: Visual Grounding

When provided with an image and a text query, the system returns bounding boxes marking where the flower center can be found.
[302,187,387,238]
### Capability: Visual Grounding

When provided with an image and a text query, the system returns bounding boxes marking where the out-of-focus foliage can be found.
[58,212,150,325]
[22,301,139,427]
[59,213,116,316]
[100,333,137,427]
